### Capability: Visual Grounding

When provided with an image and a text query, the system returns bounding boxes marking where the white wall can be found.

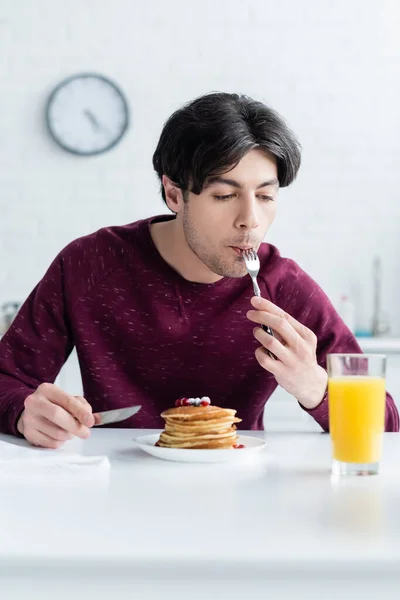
[1,0,400,334]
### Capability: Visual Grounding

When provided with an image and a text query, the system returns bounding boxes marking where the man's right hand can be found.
[17,383,95,449]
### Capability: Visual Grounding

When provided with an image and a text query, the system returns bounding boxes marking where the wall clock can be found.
[46,73,129,156]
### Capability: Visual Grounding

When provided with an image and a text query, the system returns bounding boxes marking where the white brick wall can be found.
[1,0,400,334]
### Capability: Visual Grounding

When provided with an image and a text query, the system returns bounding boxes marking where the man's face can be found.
[181,149,279,278]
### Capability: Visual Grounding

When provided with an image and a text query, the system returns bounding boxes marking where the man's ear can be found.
[162,175,186,213]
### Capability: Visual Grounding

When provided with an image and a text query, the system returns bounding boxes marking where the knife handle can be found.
[262,325,277,360]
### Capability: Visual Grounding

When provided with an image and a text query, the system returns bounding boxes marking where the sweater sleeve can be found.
[267,258,399,433]
[0,252,74,435]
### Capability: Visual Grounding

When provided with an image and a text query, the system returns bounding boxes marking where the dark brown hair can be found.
[152,92,302,204]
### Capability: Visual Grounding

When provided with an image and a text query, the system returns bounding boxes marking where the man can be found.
[0,92,397,448]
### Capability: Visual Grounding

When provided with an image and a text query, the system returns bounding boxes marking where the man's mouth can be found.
[230,246,255,255]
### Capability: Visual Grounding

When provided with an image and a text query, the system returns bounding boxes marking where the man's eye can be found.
[258,196,274,202]
[213,194,235,201]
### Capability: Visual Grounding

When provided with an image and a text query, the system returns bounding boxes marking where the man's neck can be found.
[149,219,223,284]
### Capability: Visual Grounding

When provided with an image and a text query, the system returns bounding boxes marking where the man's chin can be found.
[215,264,248,279]
[202,254,248,279]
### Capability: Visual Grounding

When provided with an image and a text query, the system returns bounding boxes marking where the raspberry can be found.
[175,397,189,407]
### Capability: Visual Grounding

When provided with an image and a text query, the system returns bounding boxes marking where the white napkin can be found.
[0,440,110,487]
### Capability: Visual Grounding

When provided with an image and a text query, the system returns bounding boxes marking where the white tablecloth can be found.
[1,428,400,599]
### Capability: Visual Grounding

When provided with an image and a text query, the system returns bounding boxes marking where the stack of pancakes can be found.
[157,405,242,449]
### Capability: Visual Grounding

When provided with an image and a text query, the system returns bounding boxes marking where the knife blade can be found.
[93,405,142,426]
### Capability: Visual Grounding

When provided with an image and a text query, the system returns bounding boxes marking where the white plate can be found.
[133,433,267,463]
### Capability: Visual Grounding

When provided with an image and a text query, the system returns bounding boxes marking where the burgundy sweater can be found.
[0,215,398,435]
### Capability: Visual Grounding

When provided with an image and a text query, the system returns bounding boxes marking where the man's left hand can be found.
[246,296,328,410]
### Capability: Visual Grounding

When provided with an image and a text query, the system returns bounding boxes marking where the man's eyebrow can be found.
[256,178,279,189]
[204,176,279,189]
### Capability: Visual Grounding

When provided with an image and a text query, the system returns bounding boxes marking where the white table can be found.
[1,429,400,599]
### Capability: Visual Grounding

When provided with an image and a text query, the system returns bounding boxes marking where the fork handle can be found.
[252,279,277,360]
[261,325,277,360]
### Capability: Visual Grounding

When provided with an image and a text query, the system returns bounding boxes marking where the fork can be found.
[242,249,277,360]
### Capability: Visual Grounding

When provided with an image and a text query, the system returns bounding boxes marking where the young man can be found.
[0,92,397,448]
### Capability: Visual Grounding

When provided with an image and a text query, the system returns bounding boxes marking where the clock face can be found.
[46,73,129,156]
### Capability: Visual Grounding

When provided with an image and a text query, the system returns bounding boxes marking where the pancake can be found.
[157,437,236,449]
[161,405,237,421]
[164,421,239,435]
[157,401,242,449]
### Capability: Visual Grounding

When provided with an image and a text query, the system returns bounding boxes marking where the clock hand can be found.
[83,110,112,137]
[84,109,101,130]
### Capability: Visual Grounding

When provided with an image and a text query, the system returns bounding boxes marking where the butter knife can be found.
[93,405,142,426]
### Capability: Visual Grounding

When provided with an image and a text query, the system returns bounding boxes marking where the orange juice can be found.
[328,377,385,463]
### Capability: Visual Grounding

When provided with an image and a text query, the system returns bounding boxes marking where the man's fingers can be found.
[36,417,76,442]
[27,430,64,450]
[27,394,91,438]
[93,413,102,426]
[254,346,282,375]
[74,395,96,427]
[36,383,94,427]
[253,327,290,362]
[250,297,310,340]
[21,385,95,449]
[74,395,90,407]
[248,309,304,349]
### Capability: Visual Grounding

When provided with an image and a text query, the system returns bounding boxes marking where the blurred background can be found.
[1,0,400,332]
[1,0,400,427]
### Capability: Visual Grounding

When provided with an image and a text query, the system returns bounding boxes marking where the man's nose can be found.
[235,196,261,229]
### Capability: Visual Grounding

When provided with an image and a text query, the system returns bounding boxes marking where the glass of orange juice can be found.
[327,354,386,476]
